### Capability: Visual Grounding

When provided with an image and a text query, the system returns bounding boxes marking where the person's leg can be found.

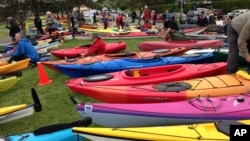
[227,23,239,74]
[9,55,27,63]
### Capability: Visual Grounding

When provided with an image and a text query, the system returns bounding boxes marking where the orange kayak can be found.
[0,59,30,75]
[42,47,187,72]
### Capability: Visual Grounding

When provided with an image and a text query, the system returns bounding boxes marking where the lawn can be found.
[0,36,162,136]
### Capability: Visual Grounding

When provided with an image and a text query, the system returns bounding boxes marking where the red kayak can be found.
[50,42,126,58]
[138,39,223,51]
[66,62,227,87]
[182,27,207,34]
[67,73,250,103]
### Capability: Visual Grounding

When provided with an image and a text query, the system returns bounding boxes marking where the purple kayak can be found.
[76,94,250,127]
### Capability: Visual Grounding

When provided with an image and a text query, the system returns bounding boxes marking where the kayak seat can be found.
[215,120,245,136]
[126,69,132,76]
[33,117,92,136]
[154,82,192,92]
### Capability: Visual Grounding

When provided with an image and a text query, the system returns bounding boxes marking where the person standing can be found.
[93,11,97,26]
[34,14,44,36]
[5,17,21,42]
[9,33,40,65]
[131,10,137,23]
[46,11,56,35]
[141,5,151,23]
[151,10,157,25]
[102,7,109,29]
[227,11,250,74]
[69,13,75,37]
[196,11,208,27]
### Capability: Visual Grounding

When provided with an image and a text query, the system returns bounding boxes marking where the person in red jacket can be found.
[116,13,124,30]
[82,33,106,57]
[141,5,151,23]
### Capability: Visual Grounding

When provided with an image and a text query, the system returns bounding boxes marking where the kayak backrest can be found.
[215,120,245,136]
[33,117,92,136]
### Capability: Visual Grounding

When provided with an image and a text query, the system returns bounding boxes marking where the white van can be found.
[83,9,97,21]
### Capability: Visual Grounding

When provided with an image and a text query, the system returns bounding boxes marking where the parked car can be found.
[227,9,249,17]
[186,10,199,24]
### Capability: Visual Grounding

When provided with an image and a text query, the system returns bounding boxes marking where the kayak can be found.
[78,27,133,34]
[0,75,20,92]
[50,42,127,59]
[185,48,228,55]
[42,48,187,72]
[34,40,61,55]
[67,70,250,103]
[1,117,92,141]
[72,120,250,141]
[75,31,162,40]
[138,39,223,51]
[66,62,227,87]
[171,32,227,42]
[0,59,30,75]
[55,53,214,78]
[213,50,248,66]
[181,27,207,34]
[76,94,250,127]
[0,88,41,124]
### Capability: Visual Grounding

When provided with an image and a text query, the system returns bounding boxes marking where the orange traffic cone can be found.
[37,62,52,86]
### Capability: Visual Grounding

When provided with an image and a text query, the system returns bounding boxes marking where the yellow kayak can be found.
[0,76,20,92]
[0,104,27,116]
[0,88,42,124]
[0,58,30,74]
[73,120,250,141]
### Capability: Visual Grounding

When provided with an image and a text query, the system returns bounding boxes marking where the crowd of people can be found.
[4,6,250,75]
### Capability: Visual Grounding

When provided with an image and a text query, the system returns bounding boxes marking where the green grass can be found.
[0,37,161,136]
[0,23,9,39]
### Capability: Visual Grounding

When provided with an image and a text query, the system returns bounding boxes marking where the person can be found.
[116,13,124,30]
[69,13,75,37]
[227,11,250,74]
[93,11,97,26]
[208,11,216,25]
[223,15,233,35]
[163,18,179,41]
[9,33,40,65]
[139,20,152,32]
[82,33,106,57]
[46,11,56,35]
[165,9,172,20]
[5,17,21,42]
[34,14,44,36]
[141,5,151,23]
[131,10,137,23]
[101,7,109,29]
[196,11,208,27]
[151,10,157,25]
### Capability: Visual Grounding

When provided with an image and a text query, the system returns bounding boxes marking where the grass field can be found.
[0,36,162,136]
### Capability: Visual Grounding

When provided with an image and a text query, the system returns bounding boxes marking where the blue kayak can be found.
[54,53,214,78]
[2,117,92,141]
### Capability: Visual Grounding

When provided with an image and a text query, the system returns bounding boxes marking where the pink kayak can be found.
[50,42,126,58]
[138,39,223,51]
[76,94,250,127]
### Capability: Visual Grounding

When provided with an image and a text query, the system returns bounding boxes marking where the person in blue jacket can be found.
[9,33,40,65]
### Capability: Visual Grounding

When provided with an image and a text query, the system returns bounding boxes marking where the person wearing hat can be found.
[82,33,106,57]
[34,14,44,36]
[141,5,151,23]
[6,17,21,42]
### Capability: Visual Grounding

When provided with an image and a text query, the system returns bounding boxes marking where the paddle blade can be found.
[31,88,42,112]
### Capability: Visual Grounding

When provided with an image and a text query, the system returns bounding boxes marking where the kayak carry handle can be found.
[31,88,42,112]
